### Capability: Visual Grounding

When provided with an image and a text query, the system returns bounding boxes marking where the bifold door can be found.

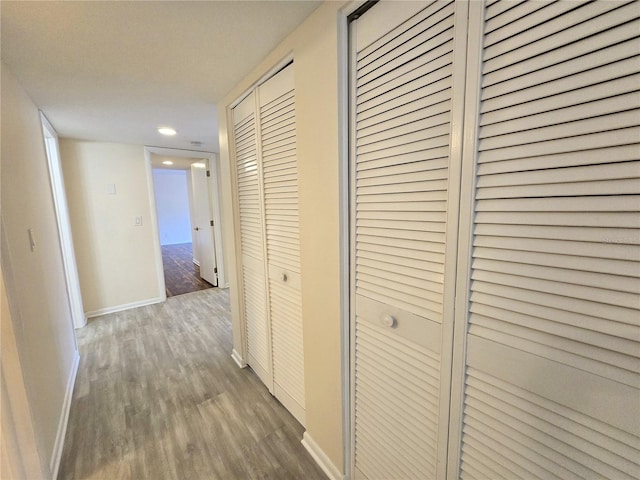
[231,63,306,425]
[233,91,272,388]
[258,65,306,424]
[350,1,467,478]
[350,1,639,479]
[454,2,640,478]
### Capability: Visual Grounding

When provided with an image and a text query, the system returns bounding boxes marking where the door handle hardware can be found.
[382,315,397,328]
[280,273,288,282]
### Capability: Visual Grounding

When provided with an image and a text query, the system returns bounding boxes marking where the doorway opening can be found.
[148,150,222,297]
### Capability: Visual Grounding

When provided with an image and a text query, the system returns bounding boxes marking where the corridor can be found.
[58,288,326,479]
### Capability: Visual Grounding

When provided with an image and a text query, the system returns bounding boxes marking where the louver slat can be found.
[460,3,640,479]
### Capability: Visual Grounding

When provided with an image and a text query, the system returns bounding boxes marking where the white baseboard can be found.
[74,313,87,329]
[50,349,80,479]
[302,432,344,480]
[85,296,164,319]
[231,349,247,368]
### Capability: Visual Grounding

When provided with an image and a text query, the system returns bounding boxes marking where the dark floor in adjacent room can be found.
[161,242,213,297]
[57,288,326,480]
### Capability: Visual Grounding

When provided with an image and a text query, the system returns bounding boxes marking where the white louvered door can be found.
[351,2,467,479]
[257,64,306,425]
[232,64,305,425]
[232,92,272,388]
[452,1,640,479]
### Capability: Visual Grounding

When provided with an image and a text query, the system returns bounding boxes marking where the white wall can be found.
[218,1,346,472]
[152,169,192,245]
[59,139,164,316]
[1,271,42,480]
[1,65,79,479]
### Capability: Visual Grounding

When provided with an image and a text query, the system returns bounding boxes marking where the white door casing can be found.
[40,113,86,329]
[144,147,226,296]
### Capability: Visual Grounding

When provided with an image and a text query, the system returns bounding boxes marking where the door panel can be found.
[190,162,217,286]
[455,2,640,478]
[232,66,306,424]
[232,92,272,387]
[351,1,465,478]
[258,64,306,425]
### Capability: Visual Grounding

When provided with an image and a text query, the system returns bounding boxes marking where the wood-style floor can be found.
[58,288,327,480]
[161,243,213,297]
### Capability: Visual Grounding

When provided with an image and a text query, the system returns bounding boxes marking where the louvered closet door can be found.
[351,2,465,479]
[258,64,306,425]
[232,92,272,388]
[456,2,640,479]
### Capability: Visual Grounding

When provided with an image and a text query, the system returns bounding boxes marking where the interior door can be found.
[191,161,218,286]
[451,1,640,478]
[350,1,467,478]
[232,92,273,388]
[258,63,306,425]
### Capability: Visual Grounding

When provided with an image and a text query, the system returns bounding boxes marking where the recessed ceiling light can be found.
[192,162,206,168]
[158,127,177,136]
[162,160,173,165]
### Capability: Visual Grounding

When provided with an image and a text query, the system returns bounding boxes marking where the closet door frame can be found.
[339,4,366,478]
[346,1,471,478]
[228,54,294,385]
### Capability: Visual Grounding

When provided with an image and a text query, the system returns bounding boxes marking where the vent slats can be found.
[354,2,455,478]
[354,321,440,480]
[261,90,300,274]
[258,71,305,424]
[462,3,640,478]
[233,93,271,386]
[232,65,304,424]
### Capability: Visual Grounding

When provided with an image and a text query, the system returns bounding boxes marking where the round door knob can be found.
[382,315,397,328]
[280,273,288,282]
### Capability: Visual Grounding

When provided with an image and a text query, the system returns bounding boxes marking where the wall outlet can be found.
[134,216,142,226]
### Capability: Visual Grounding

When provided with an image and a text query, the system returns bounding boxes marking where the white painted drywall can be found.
[59,139,164,315]
[152,169,192,246]
[1,65,78,479]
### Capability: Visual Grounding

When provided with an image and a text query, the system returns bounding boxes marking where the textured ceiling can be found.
[1,1,321,153]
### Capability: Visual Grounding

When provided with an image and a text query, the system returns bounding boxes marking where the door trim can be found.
[144,146,227,295]
[340,2,381,479]
[40,112,86,330]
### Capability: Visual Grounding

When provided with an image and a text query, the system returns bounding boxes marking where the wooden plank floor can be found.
[58,288,327,480]
[161,243,213,297]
